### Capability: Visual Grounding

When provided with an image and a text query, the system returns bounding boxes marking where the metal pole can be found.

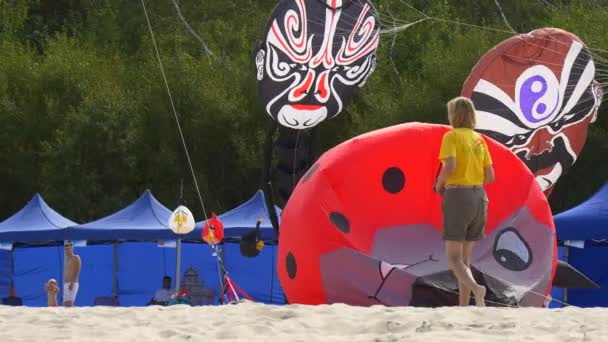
[10,250,14,296]
[61,245,66,303]
[175,238,182,294]
[564,246,570,305]
[214,244,226,304]
[113,242,118,297]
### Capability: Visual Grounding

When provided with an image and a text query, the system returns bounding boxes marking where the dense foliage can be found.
[0,0,606,222]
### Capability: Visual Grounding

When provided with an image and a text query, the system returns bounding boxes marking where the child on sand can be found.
[44,278,59,307]
[435,96,495,307]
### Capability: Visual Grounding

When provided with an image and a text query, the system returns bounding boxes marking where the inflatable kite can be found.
[255,0,379,129]
[277,122,597,307]
[240,218,266,257]
[202,213,224,245]
[253,0,380,231]
[462,28,604,196]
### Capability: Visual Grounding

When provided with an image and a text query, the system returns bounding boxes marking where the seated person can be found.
[43,278,59,307]
[148,276,174,306]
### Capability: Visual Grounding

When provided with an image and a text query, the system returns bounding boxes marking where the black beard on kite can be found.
[254,0,379,129]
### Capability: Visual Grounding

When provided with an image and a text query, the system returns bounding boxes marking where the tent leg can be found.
[61,245,65,304]
[113,242,118,298]
[10,250,15,296]
[564,246,569,305]
[214,244,226,304]
[175,238,182,294]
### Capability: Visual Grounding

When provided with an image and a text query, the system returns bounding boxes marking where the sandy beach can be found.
[0,301,605,342]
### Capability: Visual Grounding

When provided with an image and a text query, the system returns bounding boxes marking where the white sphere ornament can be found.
[168,205,195,234]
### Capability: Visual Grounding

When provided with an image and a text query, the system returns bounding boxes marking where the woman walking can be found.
[435,96,495,306]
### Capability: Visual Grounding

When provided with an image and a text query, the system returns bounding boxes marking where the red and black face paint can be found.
[255,0,379,129]
[462,28,602,194]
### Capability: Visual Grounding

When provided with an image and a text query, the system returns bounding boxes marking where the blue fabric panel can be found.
[222,244,284,304]
[73,244,114,306]
[566,246,608,307]
[549,246,566,308]
[115,242,177,306]
[179,243,224,304]
[0,250,10,298]
[13,246,63,306]
[112,242,284,306]
[555,182,608,240]
[9,241,285,307]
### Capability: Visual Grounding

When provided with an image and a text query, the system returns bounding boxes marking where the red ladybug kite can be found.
[278,122,597,307]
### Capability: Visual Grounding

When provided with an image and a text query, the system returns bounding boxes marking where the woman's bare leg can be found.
[445,241,485,307]
[458,241,476,306]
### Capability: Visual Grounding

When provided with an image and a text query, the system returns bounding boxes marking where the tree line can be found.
[0,0,606,223]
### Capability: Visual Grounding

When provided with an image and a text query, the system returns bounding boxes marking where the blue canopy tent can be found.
[0,190,284,306]
[555,182,608,241]
[66,190,176,241]
[551,182,608,307]
[0,193,76,242]
[194,190,282,241]
[67,189,284,305]
[0,194,77,305]
[63,190,190,305]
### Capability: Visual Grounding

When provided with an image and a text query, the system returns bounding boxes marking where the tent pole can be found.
[564,246,569,305]
[10,250,15,296]
[215,244,226,304]
[113,242,118,297]
[175,238,182,294]
[62,245,66,303]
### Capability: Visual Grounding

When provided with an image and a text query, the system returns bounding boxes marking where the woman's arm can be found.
[435,157,456,192]
[483,165,495,185]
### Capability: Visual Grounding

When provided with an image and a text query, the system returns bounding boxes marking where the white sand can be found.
[0,301,605,342]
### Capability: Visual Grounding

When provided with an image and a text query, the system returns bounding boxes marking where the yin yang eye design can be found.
[493,228,533,271]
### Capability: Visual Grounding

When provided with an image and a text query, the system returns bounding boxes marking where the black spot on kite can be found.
[382,167,405,194]
[286,252,297,279]
[329,212,350,233]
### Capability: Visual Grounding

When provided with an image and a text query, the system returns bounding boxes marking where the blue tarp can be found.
[555,182,608,241]
[552,182,608,307]
[3,190,285,306]
[66,190,182,241]
[549,246,566,308]
[13,246,64,304]
[0,194,77,242]
[562,245,608,307]
[11,242,283,306]
[195,190,281,241]
[0,250,10,298]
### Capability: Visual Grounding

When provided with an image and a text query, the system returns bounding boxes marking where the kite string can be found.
[419,266,576,308]
[474,265,576,308]
[307,1,608,68]
[140,0,209,222]
[370,1,608,61]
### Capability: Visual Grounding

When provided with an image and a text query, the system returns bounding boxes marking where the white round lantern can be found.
[168,205,195,234]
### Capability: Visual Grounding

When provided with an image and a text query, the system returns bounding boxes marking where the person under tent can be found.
[148,276,174,306]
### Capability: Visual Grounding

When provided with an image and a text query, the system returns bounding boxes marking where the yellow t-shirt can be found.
[438,128,492,186]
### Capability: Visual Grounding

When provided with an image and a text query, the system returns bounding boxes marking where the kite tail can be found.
[262,121,320,235]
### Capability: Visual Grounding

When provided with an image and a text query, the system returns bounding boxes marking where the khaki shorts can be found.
[441,187,488,241]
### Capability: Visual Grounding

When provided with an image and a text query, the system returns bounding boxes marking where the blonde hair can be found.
[447,97,476,129]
